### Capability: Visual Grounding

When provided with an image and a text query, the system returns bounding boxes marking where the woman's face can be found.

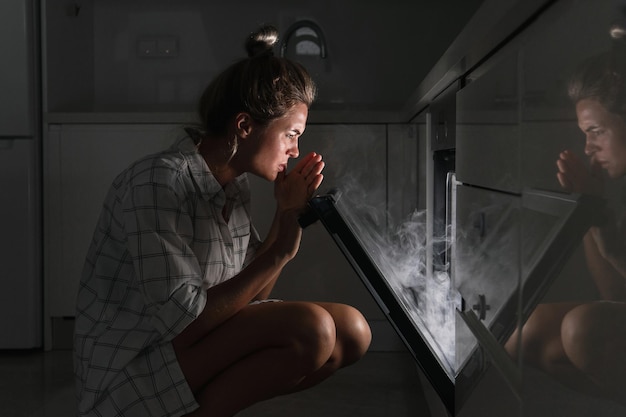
[242,102,308,181]
[576,98,626,178]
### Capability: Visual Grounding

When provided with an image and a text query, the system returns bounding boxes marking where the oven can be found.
[299,0,617,413]
[300,46,601,416]
[304,183,599,415]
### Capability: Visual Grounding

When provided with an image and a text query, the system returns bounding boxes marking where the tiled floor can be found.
[2,348,626,417]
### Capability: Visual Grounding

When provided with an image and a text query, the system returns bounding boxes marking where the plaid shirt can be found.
[74,134,260,416]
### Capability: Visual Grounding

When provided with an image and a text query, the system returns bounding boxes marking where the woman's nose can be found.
[288,140,299,158]
[584,135,598,156]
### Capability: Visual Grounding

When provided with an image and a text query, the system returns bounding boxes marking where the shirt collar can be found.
[174,133,250,205]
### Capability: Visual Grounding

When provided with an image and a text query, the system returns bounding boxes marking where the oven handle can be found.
[445,171,457,281]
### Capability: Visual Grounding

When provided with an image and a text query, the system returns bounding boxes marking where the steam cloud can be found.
[334,178,459,377]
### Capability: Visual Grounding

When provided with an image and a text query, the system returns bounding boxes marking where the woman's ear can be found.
[234,112,254,138]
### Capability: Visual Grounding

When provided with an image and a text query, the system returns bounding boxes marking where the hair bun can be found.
[245,25,279,58]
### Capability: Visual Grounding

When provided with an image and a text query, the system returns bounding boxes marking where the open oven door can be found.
[303,188,601,415]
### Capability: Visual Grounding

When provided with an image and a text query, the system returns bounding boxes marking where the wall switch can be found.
[137,36,178,58]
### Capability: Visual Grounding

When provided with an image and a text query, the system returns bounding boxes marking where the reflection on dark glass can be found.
[507,28,626,407]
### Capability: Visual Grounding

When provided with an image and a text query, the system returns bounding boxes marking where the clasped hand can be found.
[274,152,325,213]
[556,150,604,196]
[268,152,325,262]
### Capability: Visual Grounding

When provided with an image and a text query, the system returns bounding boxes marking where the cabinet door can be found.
[0,0,34,136]
[45,124,180,318]
[456,49,521,194]
[388,123,423,221]
[0,139,41,348]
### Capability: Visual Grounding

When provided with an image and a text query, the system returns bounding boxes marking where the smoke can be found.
[333,177,458,377]
[301,124,459,376]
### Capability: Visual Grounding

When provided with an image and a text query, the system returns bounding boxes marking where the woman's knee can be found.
[561,302,613,372]
[511,304,563,366]
[334,305,371,365]
[285,303,337,370]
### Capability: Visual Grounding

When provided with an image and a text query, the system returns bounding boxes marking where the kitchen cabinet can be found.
[456,48,520,194]
[0,139,41,348]
[42,0,482,124]
[0,0,42,349]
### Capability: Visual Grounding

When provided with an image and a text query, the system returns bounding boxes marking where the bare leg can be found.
[285,301,372,393]
[505,303,601,391]
[505,302,581,368]
[506,301,626,400]
[175,301,371,417]
[561,301,626,402]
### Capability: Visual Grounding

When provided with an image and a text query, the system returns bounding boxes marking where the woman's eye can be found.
[588,128,603,137]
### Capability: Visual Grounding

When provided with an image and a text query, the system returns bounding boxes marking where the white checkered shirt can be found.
[74,134,261,416]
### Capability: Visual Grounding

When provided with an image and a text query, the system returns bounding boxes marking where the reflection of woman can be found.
[74,26,371,417]
[506,45,626,402]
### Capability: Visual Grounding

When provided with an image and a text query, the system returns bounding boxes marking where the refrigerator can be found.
[0,0,42,349]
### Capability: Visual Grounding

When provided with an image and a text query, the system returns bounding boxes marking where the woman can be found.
[74,25,372,417]
[505,47,626,402]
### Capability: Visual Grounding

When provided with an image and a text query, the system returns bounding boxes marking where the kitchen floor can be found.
[3,348,626,417]
[0,349,432,417]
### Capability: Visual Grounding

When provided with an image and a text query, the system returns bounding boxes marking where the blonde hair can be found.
[568,35,626,117]
[198,25,317,137]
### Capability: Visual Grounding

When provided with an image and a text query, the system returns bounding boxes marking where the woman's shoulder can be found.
[113,137,196,191]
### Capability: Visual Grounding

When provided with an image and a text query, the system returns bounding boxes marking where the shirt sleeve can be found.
[242,223,262,268]
[123,179,206,341]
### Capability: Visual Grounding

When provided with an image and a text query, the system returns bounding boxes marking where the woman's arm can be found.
[556,150,626,298]
[251,209,286,300]
[172,208,303,347]
[253,152,325,300]
[587,210,626,284]
[583,229,626,301]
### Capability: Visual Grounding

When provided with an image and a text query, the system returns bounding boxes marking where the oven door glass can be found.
[454,187,600,389]
[306,189,600,414]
